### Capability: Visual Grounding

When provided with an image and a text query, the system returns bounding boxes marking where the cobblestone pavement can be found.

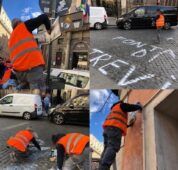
[90,26,178,89]
[0,117,89,170]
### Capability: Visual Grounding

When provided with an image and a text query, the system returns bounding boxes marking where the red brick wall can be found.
[121,90,159,170]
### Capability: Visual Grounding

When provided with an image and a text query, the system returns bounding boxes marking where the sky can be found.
[90,90,119,142]
[3,0,42,21]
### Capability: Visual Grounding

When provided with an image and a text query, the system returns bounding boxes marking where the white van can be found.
[90,7,109,30]
[44,69,90,89]
[0,94,42,120]
[58,70,89,89]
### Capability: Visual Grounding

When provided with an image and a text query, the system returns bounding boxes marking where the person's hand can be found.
[47,29,51,35]
[136,102,143,111]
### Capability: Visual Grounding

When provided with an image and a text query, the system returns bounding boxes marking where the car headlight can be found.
[49,108,55,114]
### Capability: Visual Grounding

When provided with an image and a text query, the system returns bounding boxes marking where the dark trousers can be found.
[156,27,163,43]
[99,127,122,170]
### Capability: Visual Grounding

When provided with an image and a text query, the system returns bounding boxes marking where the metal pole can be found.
[0,0,3,13]
[46,41,52,87]
[46,0,57,88]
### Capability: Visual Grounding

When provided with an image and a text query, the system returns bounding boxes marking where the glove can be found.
[136,102,143,111]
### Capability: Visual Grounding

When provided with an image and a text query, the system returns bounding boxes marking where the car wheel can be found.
[164,22,171,30]
[94,23,103,30]
[53,113,64,125]
[23,112,31,120]
[123,22,131,30]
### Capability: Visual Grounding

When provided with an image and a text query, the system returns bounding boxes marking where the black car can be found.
[116,5,178,30]
[49,93,89,125]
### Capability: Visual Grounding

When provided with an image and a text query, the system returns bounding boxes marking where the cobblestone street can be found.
[90,24,178,88]
[0,117,89,170]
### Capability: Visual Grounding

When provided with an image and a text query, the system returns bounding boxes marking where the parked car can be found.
[44,69,90,89]
[49,93,89,125]
[90,7,109,30]
[116,5,178,30]
[0,93,42,120]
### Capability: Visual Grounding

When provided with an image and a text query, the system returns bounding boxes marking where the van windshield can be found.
[128,8,136,13]
[58,72,89,88]
[121,8,136,16]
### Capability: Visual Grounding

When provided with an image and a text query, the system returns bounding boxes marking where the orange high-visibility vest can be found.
[57,133,89,155]
[156,14,165,28]
[0,69,11,85]
[7,130,34,152]
[103,103,128,136]
[8,23,45,71]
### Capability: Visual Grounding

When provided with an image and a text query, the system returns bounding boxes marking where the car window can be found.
[162,7,177,14]
[0,96,13,104]
[71,95,88,107]
[59,72,76,86]
[59,72,66,79]
[135,7,145,17]
[65,73,77,86]
[59,72,88,88]
[147,6,158,16]
[77,76,89,88]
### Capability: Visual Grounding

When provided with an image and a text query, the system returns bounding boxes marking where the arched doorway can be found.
[71,42,89,70]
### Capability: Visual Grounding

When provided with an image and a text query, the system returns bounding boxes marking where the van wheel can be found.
[94,23,103,30]
[123,22,131,30]
[53,113,64,125]
[23,112,31,120]
[164,22,171,30]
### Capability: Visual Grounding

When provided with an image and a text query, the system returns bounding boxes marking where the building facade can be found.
[0,6,12,59]
[39,0,90,70]
[116,89,178,170]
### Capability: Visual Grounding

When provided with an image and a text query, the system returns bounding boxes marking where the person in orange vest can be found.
[51,133,90,170]
[0,60,17,89]
[99,100,142,170]
[7,128,41,161]
[155,9,165,43]
[0,57,6,80]
[9,14,51,90]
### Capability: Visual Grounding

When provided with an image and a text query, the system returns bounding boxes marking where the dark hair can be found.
[157,9,162,13]
[11,18,22,29]
[52,134,65,144]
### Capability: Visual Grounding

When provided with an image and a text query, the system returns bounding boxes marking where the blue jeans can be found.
[2,79,16,89]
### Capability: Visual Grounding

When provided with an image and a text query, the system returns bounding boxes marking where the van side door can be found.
[131,7,147,28]
[0,96,15,116]
[146,6,158,28]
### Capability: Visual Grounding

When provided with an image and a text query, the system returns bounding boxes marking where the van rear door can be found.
[34,95,42,116]
[146,6,158,27]
[90,8,105,27]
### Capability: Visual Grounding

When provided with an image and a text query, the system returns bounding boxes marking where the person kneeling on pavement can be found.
[51,133,90,170]
[6,127,41,161]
